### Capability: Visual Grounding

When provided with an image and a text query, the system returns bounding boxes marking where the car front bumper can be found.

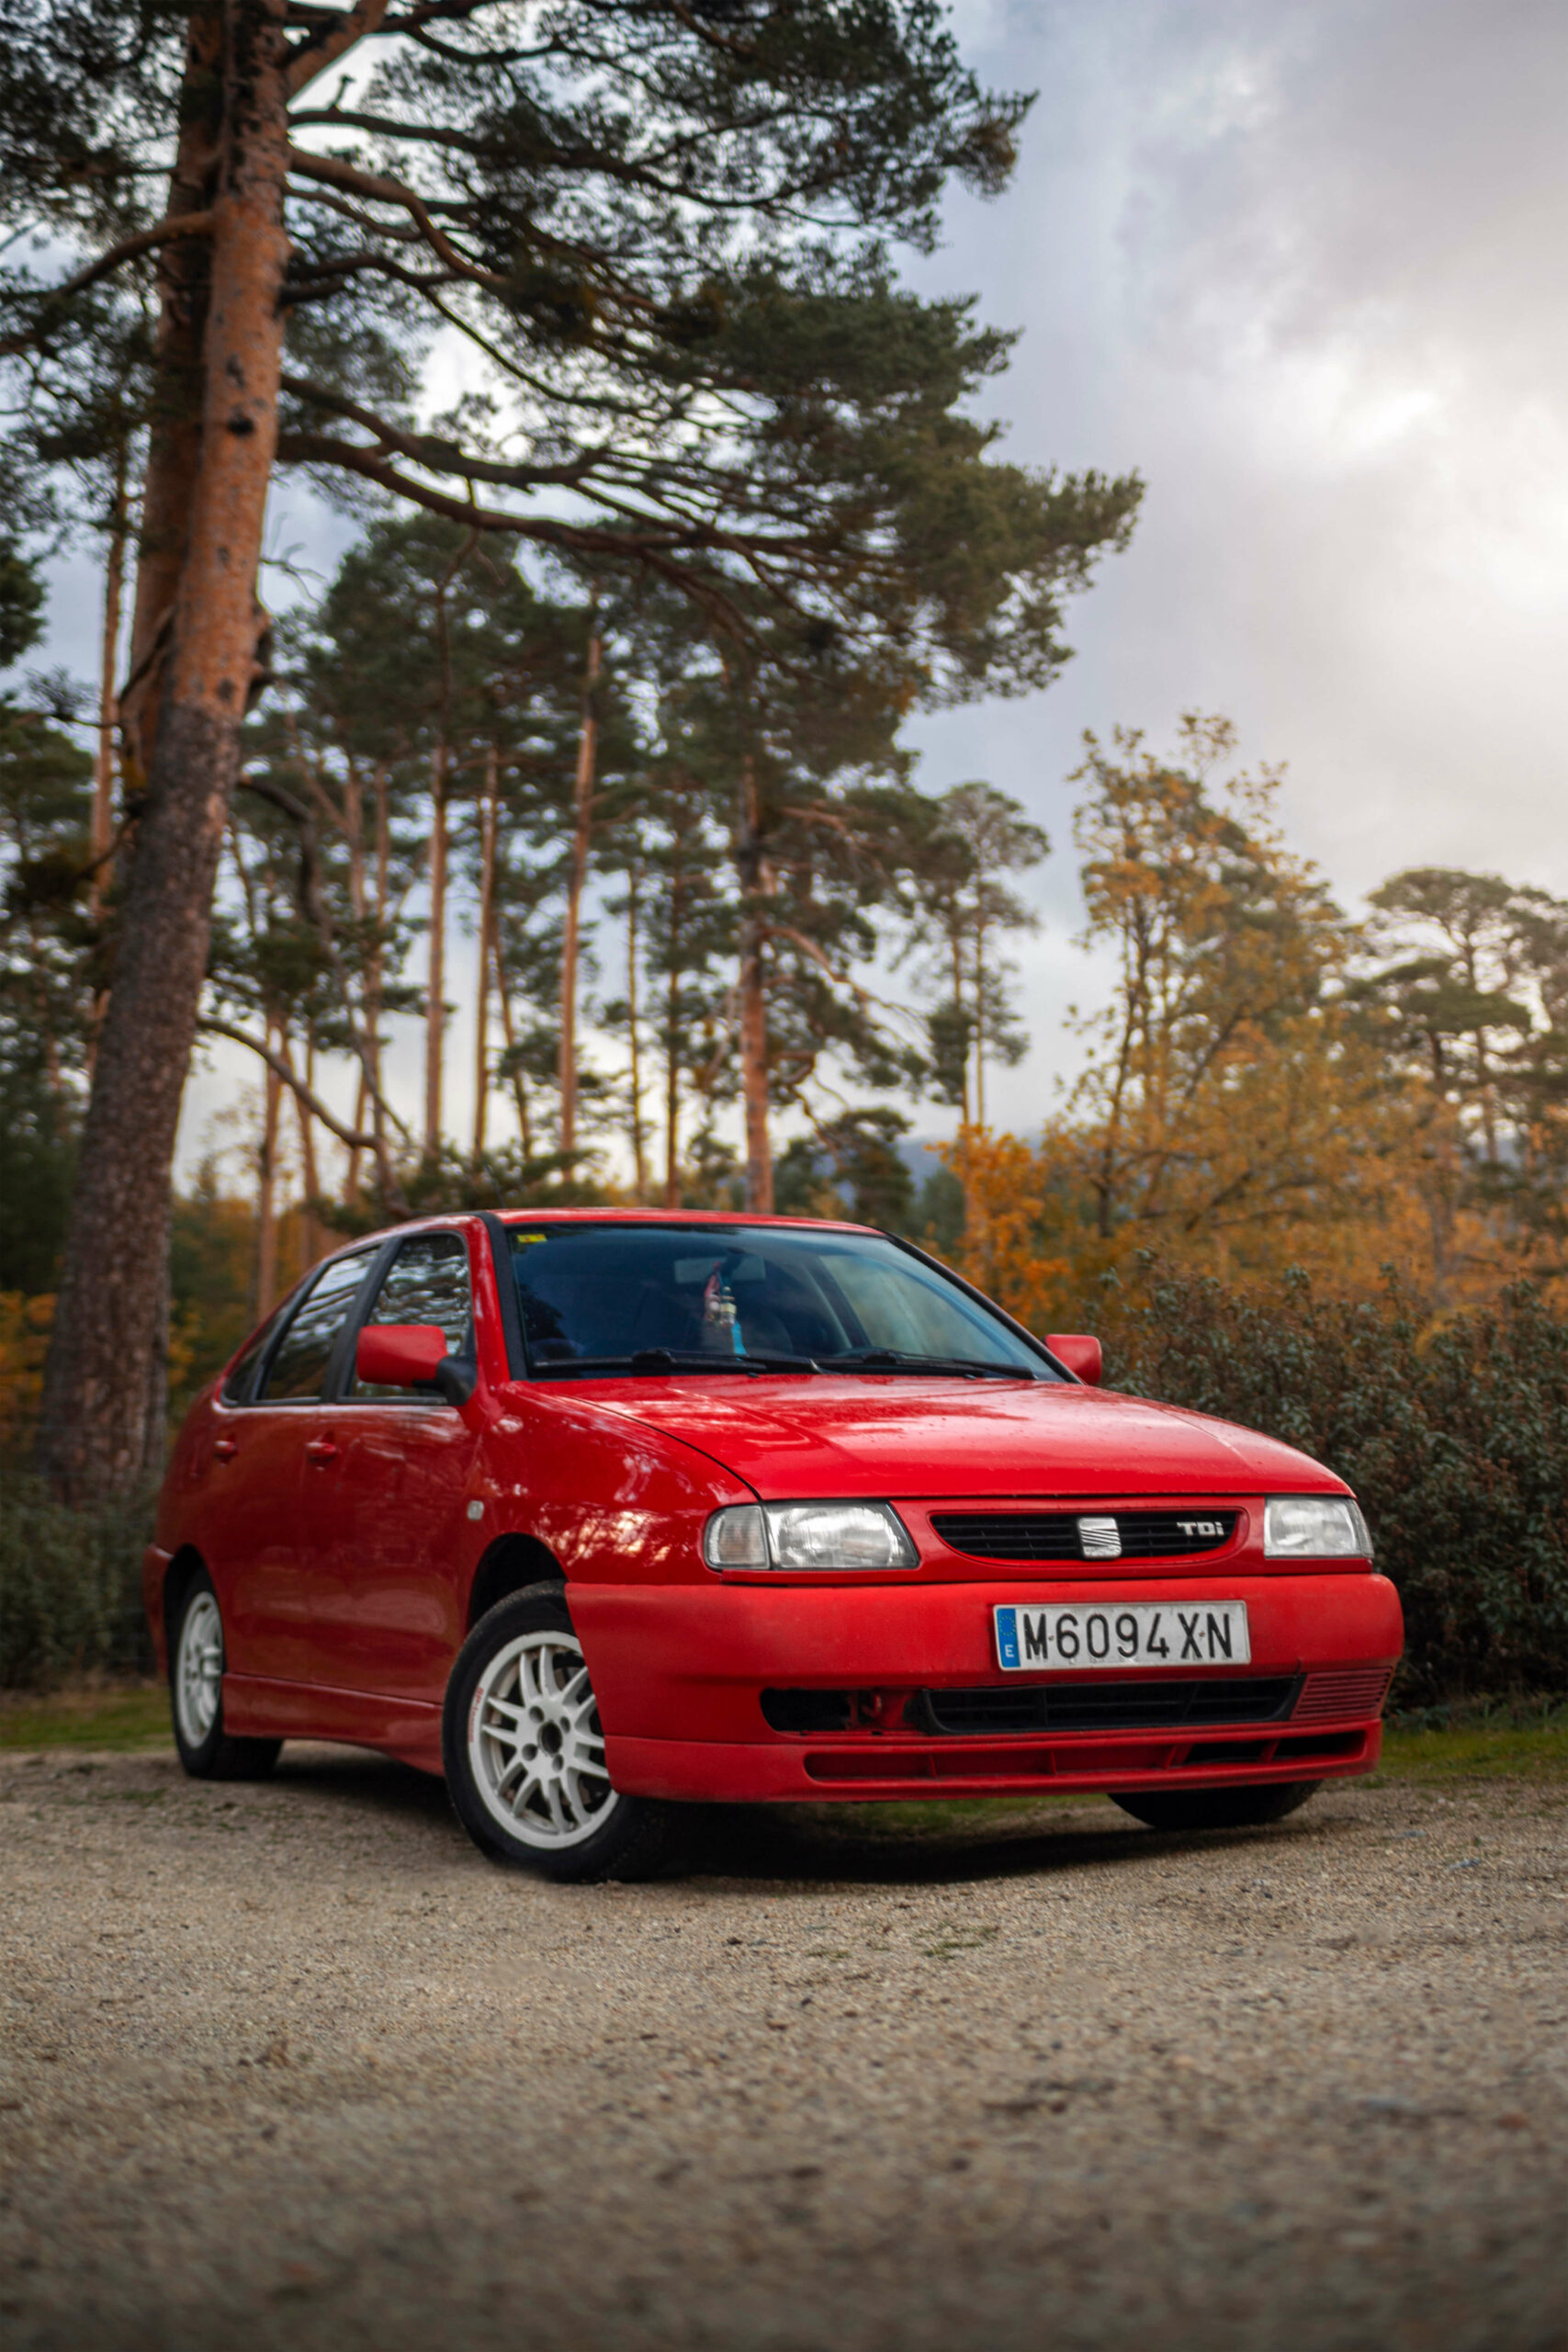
[572,1570,1404,1804]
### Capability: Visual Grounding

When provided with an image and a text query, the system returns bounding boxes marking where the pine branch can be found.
[0,212,215,354]
[279,371,607,489]
[286,0,392,98]
[286,146,500,284]
[197,1017,381,1151]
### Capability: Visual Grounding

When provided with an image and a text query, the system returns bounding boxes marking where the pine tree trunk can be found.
[472,744,498,1159]
[558,630,600,1160]
[663,829,687,1206]
[951,927,971,1126]
[369,763,389,1195]
[35,0,292,1502]
[254,1013,282,1316]
[493,931,531,1161]
[424,742,448,1157]
[90,441,128,913]
[664,888,682,1207]
[119,7,227,790]
[973,908,988,1129]
[625,862,648,1201]
[293,1033,321,1272]
[736,752,773,1213]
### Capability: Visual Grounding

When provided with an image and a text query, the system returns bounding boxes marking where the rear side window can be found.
[221,1305,286,1405]
[348,1233,471,1398]
[256,1250,375,1402]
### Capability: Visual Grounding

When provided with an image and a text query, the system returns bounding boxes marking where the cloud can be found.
[904,0,1568,1130]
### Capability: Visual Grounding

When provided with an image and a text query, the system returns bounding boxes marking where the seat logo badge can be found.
[1077,1515,1122,1559]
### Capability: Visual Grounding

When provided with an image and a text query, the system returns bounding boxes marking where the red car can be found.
[146,1211,1403,1880]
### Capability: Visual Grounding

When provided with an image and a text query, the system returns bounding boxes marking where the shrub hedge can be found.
[0,1477,154,1688]
[1103,1269,1568,1702]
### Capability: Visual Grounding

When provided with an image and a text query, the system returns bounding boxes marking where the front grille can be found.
[1292,1668,1393,1722]
[931,1509,1240,1563]
[915,1675,1300,1736]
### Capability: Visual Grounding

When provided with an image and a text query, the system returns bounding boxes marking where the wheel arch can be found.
[161,1545,209,1679]
[467,1532,566,1631]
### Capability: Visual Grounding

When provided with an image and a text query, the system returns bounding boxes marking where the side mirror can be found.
[355,1324,477,1407]
[1045,1332,1102,1385]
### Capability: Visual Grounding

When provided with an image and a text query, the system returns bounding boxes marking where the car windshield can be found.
[505,1223,1055,1379]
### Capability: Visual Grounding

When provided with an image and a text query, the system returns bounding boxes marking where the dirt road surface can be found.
[3,1745,1564,2352]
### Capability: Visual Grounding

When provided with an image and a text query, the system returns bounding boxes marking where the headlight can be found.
[1264,1495,1372,1559]
[704,1500,919,1572]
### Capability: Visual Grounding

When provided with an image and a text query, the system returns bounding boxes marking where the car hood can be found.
[573,1375,1343,1501]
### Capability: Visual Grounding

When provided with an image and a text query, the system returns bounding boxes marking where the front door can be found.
[301,1229,481,1702]
[216,1245,381,1684]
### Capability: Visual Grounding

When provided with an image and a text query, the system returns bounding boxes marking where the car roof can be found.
[494,1207,874,1235]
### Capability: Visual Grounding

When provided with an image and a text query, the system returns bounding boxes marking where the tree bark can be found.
[423,741,448,1156]
[736,751,773,1213]
[90,439,129,910]
[369,762,389,1193]
[254,1013,282,1316]
[292,1032,321,1273]
[492,926,531,1162]
[664,858,684,1208]
[472,743,498,1159]
[36,0,292,1502]
[558,628,600,1161]
[624,860,648,1200]
[119,8,226,792]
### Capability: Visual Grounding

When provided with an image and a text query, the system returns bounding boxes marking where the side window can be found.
[221,1302,288,1405]
[349,1233,472,1399]
[255,1250,376,1402]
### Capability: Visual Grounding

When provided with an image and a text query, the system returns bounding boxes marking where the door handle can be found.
[304,1437,339,1466]
[213,1435,238,1463]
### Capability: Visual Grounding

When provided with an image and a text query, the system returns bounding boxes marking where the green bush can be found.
[0,1477,155,1688]
[1103,1268,1568,1702]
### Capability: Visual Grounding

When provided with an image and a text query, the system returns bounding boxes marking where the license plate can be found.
[994,1601,1250,1672]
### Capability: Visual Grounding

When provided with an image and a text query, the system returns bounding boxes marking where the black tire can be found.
[1112,1780,1323,1832]
[169,1570,282,1781]
[443,1586,677,1883]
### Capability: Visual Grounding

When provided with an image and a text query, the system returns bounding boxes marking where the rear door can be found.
[216,1246,380,1684]
[300,1229,481,1702]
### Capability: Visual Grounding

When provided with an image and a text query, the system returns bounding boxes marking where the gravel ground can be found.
[2,1743,1564,2352]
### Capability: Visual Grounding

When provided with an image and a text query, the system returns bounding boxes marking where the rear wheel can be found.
[1112,1781,1322,1832]
[443,1588,675,1883]
[170,1572,282,1781]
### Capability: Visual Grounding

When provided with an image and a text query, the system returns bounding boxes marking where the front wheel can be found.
[443,1587,675,1883]
[170,1571,281,1781]
[1112,1781,1322,1832]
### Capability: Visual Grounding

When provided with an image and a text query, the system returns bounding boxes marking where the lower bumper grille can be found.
[1294,1668,1393,1721]
[915,1676,1300,1736]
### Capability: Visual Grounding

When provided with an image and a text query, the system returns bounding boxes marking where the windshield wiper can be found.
[822,1349,1037,1380]
[529,1347,818,1378]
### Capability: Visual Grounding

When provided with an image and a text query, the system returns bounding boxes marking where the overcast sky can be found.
[905,0,1568,1125]
[32,0,1568,1164]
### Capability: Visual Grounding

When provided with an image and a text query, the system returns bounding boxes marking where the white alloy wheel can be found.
[175,1589,224,1748]
[467,1631,617,1849]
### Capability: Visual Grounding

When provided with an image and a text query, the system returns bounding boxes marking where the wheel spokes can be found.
[468,1629,618,1847]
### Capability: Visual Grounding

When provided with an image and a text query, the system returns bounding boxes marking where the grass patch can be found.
[0,1681,171,1751]
[1379,1704,1568,1783]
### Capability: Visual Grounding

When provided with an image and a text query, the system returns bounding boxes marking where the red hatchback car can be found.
[146,1210,1403,1879]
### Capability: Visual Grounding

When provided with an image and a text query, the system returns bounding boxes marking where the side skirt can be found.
[221,1673,445,1774]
